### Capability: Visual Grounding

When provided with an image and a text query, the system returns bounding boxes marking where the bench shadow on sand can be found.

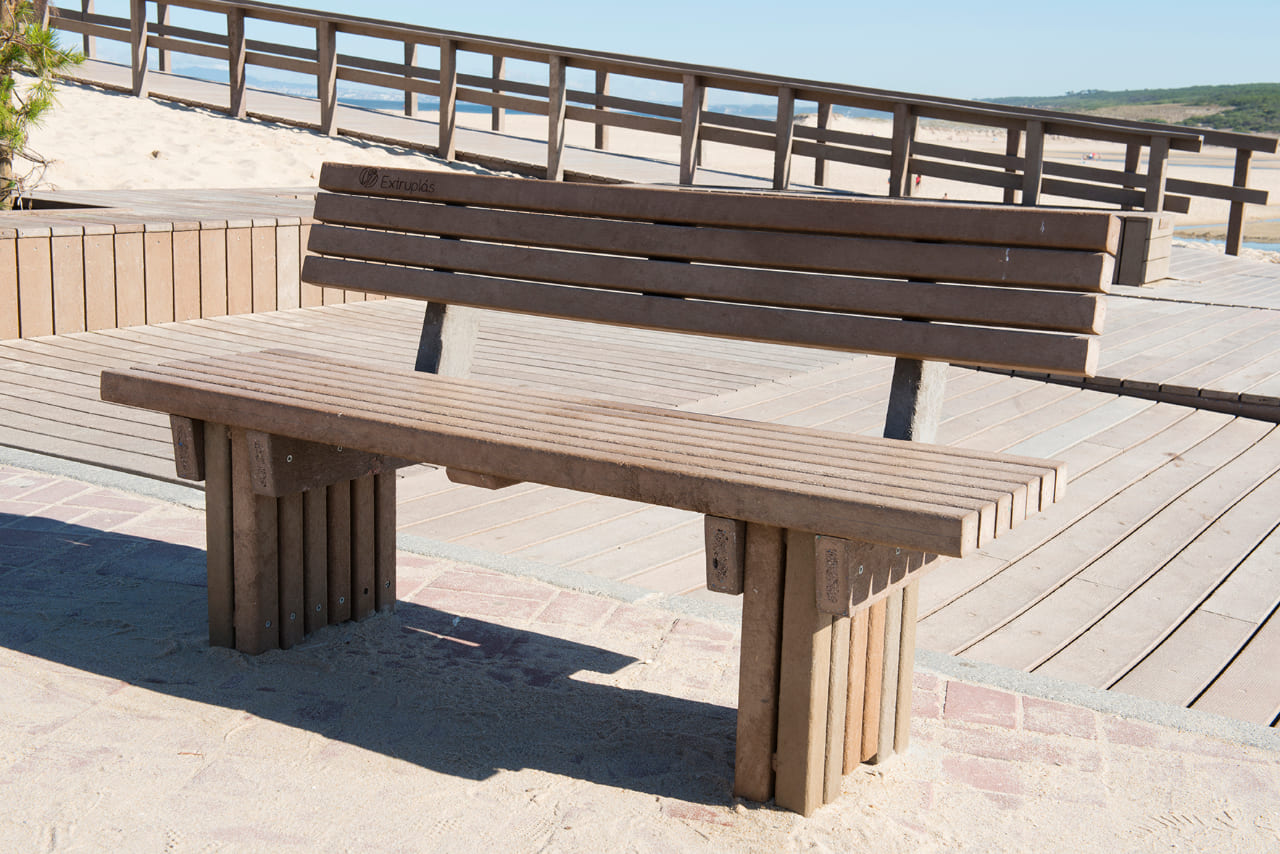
[0,514,738,806]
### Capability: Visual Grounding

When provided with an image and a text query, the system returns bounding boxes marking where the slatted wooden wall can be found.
[0,218,379,340]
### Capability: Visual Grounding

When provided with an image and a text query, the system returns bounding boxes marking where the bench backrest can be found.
[303,162,1118,377]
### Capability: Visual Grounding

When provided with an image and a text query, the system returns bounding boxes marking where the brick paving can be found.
[2,461,1278,852]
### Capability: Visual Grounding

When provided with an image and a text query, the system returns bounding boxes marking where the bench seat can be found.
[102,349,1062,557]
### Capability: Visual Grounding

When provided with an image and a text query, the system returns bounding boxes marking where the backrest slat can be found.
[304,162,1120,377]
[318,163,1122,252]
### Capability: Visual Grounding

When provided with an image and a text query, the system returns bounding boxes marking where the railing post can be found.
[773,86,795,191]
[1143,135,1169,212]
[1021,120,1044,205]
[227,7,247,118]
[1226,148,1253,256]
[547,54,568,182]
[1122,142,1142,211]
[129,0,148,97]
[813,102,831,186]
[438,39,458,160]
[156,2,170,72]
[80,1,95,58]
[316,21,337,135]
[887,104,916,197]
[491,55,505,132]
[679,74,705,186]
[404,42,418,117]
[1002,127,1021,204]
[594,69,610,150]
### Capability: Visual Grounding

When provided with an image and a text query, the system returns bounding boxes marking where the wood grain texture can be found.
[204,423,235,648]
[101,351,1067,556]
[733,523,785,803]
[774,530,834,816]
[230,427,280,654]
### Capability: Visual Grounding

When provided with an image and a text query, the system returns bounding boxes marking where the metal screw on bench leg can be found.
[265,620,272,629]
[289,612,297,622]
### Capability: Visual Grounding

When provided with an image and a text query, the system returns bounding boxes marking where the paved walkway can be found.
[2,461,1277,852]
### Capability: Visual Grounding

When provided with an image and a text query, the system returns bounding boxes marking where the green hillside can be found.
[988,83,1280,134]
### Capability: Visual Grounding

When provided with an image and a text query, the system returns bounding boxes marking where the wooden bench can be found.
[100,164,1118,815]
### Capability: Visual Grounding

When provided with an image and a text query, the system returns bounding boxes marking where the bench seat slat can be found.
[102,353,1064,557]
[302,257,1099,376]
[307,223,1106,334]
[319,163,1122,253]
[311,193,1115,292]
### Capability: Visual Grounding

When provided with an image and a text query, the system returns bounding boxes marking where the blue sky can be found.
[84,0,1279,100]
[284,0,1279,99]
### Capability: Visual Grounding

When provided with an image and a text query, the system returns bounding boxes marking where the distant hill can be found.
[988,83,1280,135]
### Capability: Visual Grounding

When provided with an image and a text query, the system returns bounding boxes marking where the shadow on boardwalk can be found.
[0,513,738,806]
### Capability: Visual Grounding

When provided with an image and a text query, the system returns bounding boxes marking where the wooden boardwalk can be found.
[5,252,1280,729]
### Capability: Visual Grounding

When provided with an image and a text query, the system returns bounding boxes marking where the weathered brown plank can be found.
[705,515,747,594]
[824,613,851,803]
[251,225,277,312]
[351,473,376,619]
[303,486,329,632]
[205,422,235,648]
[774,530,833,816]
[230,426,279,654]
[17,235,54,337]
[374,471,396,612]
[169,414,205,480]
[843,608,869,773]
[861,598,886,762]
[172,228,201,321]
[278,492,306,649]
[226,226,253,316]
[733,523,785,803]
[0,238,18,339]
[114,231,146,328]
[318,163,1122,252]
[895,580,920,754]
[199,228,228,317]
[143,230,175,324]
[327,479,353,623]
[50,234,86,334]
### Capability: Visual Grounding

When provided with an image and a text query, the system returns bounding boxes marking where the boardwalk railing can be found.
[50,1,1278,254]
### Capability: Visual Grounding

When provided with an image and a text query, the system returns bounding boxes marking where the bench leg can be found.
[200,425,399,654]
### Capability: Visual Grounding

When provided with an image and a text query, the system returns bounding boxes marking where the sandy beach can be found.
[4,79,1280,852]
